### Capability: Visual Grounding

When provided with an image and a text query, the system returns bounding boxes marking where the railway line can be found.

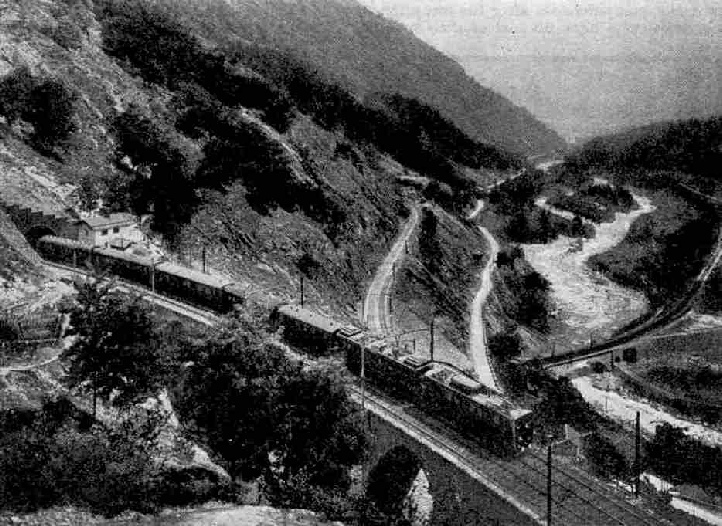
[540,183,722,368]
[31,196,710,524]
[44,260,221,327]
[43,250,677,525]
[350,383,672,525]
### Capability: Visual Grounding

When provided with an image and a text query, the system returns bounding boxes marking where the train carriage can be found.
[37,236,93,267]
[92,246,156,286]
[154,261,233,311]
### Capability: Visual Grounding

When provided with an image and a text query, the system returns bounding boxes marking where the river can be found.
[522,194,654,353]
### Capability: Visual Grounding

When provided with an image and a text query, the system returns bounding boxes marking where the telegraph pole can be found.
[300,275,304,307]
[635,411,641,497]
[547,444,553,526]
[429,317,435,362]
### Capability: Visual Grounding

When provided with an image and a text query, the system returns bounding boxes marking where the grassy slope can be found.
[179,115,409,316]
[391,206,487,367]
[144,0,566,156]
[0,0,413,317]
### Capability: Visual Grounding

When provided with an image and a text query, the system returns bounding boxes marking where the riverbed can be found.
[522,195,655,353]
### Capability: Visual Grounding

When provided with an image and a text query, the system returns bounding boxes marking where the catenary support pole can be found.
[547,444,552,526]
[429,317,435,362]
[635,410,641,497]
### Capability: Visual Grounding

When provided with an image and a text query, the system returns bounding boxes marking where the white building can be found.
[77,213,143,248]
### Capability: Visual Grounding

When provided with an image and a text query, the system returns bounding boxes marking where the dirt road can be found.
[363,206,421,336]
[469,225,500,390]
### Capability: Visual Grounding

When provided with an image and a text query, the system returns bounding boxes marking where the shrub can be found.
[584,432,628,479]
[488,330,523,360]
[0,68,78,155]
[0,399,163,516]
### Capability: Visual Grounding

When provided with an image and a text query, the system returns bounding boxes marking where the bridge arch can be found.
[364,413,540,525]
[367,445,432,524]
[25,225,57,245]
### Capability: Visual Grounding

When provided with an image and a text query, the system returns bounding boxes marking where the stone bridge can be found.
[362,410,541,526]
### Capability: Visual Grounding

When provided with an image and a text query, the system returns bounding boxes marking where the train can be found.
[37,235,247,311]
[38,235,533,455]
[272,304,534,455]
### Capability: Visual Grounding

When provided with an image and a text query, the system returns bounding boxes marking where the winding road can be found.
[363,205,422,336]
[467,197,501,390]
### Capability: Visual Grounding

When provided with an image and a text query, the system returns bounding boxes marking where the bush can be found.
[590,361,607,374]
[584,432,628,479]
[647,423,722,495]
[488,330,523,360]
[0,399,163,516]
[0,68,78,155]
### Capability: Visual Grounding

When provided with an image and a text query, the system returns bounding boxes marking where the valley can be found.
[0,0,721,524]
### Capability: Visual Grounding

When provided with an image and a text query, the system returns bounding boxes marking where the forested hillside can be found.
[0,0,550,315]
[566,116,722,178]
[138,0,566,156]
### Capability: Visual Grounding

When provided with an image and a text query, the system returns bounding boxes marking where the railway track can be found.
[41,256,684,525]
[350,383,671,525]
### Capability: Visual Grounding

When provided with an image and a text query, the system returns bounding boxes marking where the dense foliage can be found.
[488,330,523,360]
[489,171,594,243]
[94,0,521,223]
[548,183,635,224]
[584,432,629,480]
[531,376,602,437]
[566,116,722,179]
[227,45,521,193]
[0,399,167,516]
[62,276,172,414]
[95,0,293,129]
[174,310,368,509]
[496,246,553,333]
[0,67,78,155]
[589,207,719,306]
[647,424,722,495]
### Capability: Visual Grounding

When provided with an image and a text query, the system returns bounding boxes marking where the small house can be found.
[77,213,142,247]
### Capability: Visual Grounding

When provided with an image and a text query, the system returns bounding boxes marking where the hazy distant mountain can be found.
[144,0,566,156]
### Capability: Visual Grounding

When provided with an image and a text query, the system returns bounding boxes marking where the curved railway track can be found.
[45,261,221,327]
[542,186,722,367]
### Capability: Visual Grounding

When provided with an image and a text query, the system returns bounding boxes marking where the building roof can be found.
[81,213,137,230]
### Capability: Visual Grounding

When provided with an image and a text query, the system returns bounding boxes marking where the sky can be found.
[359,0,722,142]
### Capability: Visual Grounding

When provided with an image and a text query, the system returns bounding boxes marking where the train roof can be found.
[94,245,157,266]
[422,362,531,419]
[276,304,341,335]
[39,235,92,249]
[155,261,232,289]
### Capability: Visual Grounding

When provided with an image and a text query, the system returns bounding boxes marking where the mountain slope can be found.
[142,0,566,156]
[567,116,722,179]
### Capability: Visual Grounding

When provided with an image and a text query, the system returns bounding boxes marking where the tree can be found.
[0,66,35,124]
[176,311,299,478]
[26,79,78,153]
[488,330,523,360]
[62,276,169,416]
[177,310,368,508]
[273,367,367,489]
[584,432,628,479]
[0,397,163,516]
